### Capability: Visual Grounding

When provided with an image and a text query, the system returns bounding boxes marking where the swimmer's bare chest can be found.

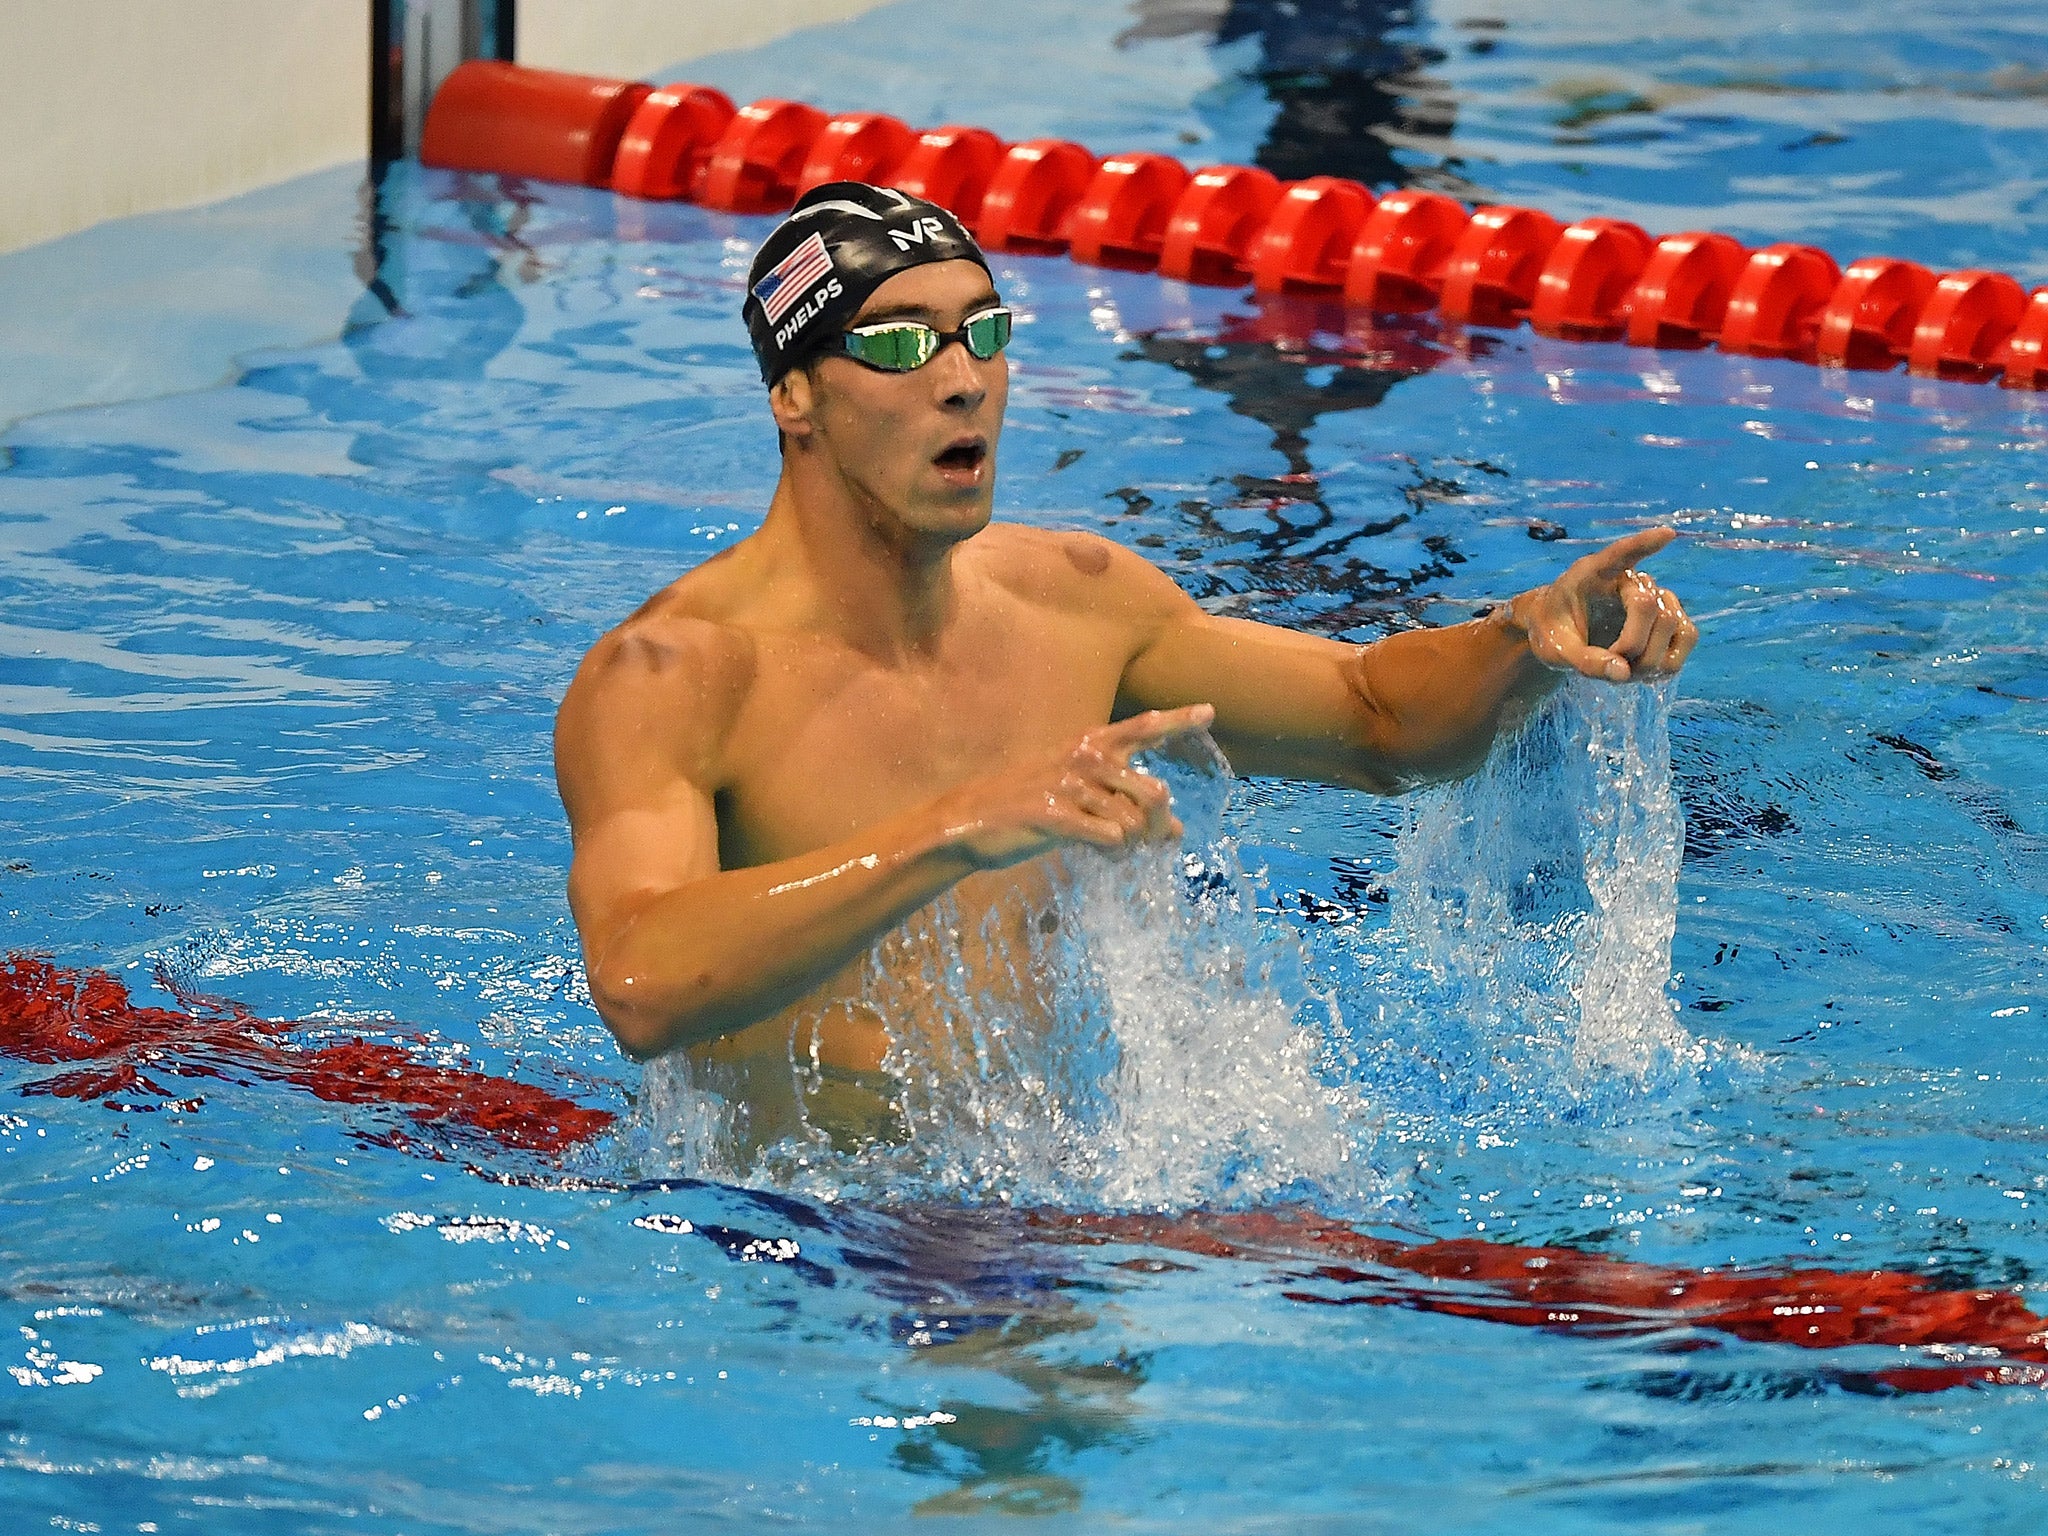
[711,591,1132,869]
[676,563,1140,1096]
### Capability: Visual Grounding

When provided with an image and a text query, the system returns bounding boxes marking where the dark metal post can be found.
[370,0,516,164]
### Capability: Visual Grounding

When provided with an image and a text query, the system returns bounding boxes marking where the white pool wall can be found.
[0,0,890,430]
[1,0,891,260]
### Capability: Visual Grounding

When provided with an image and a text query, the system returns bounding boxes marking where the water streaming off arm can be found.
[1362,677,1702,1132]
[630,680,1696,1211]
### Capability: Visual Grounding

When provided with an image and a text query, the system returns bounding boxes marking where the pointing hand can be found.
[1512,527,1698,683]
[936,704,1215,871]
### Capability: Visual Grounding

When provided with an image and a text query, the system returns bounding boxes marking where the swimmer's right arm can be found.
[560,794,985,1060]
[554,629,1207,1060]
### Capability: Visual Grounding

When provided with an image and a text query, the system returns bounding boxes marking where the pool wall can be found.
[0,0,888,258]
[0,0,890,429]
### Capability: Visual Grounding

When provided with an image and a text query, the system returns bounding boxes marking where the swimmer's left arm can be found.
[1112,527,1696,792]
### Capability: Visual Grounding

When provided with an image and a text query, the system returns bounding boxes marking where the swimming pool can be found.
[4,0,2047,1529]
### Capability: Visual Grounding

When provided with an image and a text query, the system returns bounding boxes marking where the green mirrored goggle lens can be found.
[841,307,1012,372]
[845,324,937,371]
[962,307,1012,359]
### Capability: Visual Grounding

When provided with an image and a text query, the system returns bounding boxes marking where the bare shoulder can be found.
[563,597,755,714]
[554,579,758,811]
[970,523,1198,623]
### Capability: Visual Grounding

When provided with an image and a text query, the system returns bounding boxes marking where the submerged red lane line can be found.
[8,951,2042,1387]
[1053,1209,2048,1391]
[0,952,615,1153]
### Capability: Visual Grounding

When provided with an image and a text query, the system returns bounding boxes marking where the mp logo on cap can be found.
[888,217,951,252]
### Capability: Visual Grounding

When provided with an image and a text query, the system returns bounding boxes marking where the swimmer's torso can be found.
[683,863,1069,1153]
[622,525,1146,1146]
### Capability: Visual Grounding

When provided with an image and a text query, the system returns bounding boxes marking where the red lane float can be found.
[888,126,1007,227]
[1623,231,1749,350]
[611,84,737,200]
[1908,270,2028,381]
[418,61,2048,389]
[1159,165,1285,286]
[797,111,917,197]
[1249,176,1374,295]
[1345,189,1470,313]
[421,61,650,187]
[1997,288,2048,390]
[0,953,614,1155]
[1720,242,1842,362]
[1530,218,1655,342]
[1068,153,1191,270]
[696,98,830,213]
[1816,257,1937,370]
[1439,204,1564,328]
[977,139,1099,254]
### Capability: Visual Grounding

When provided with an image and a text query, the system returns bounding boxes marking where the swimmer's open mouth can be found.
[934,437,988,475]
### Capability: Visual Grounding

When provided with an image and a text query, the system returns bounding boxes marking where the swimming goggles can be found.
[839,306,1013,372]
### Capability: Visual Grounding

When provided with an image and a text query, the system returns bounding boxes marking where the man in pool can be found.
[553,182,1696,1135]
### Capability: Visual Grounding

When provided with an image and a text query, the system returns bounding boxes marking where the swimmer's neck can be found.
[753,460,977,658]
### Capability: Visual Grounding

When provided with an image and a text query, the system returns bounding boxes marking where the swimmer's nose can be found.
[930,336,990,413]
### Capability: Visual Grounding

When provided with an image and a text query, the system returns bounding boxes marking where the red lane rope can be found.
[0,952,614,1154]
[1052,1209,2048,1391]
[419,60,2048,390]
[11,951,2043,1386]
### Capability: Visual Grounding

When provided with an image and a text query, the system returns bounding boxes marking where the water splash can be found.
[1363,677,1698,1125]
[636,731,1378,1214]
[635,680,1695,1205]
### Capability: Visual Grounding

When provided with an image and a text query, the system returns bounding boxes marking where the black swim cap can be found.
[743,181,992,387]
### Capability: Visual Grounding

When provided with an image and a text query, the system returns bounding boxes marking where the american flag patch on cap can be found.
[752,232,834,327]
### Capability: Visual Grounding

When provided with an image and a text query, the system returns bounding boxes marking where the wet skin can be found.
[552,258,1698,1133]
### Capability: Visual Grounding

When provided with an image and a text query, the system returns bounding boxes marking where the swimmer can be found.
[553,182,1697,1121]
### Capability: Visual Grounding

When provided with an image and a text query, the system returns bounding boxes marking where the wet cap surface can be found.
[744,181,992,386]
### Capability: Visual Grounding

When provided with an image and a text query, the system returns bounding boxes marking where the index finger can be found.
[1574,526,1677,579]
[1098,704,1216,755]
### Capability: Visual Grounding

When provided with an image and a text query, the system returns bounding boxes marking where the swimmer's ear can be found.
[769,363,822,448]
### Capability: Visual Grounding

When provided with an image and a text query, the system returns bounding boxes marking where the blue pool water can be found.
[4,0,2048,1529]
